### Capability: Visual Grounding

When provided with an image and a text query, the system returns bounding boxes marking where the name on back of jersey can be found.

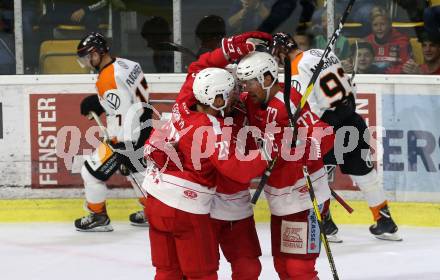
[310,53,340,74]
[126,64,142,87]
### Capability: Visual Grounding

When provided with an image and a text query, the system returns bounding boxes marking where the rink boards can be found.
[0,74,439,202]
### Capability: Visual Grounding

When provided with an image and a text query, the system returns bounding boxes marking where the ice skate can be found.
[323,212,343,243]
[75,212,113,232]
[369,206,402,241]
[129,210,149,227]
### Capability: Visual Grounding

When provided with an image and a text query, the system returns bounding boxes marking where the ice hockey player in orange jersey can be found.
[74,32,152,231]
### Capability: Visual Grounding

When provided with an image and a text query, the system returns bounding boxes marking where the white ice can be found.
[1,223,439,280]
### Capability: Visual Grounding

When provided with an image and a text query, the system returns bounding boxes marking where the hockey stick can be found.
[303,164,339,280]
[251,156,277,204]
[251,56,290,205]
[331,188,353,213]
[89,111,148,200]
[350,40,359,84]
[156,41,197,58]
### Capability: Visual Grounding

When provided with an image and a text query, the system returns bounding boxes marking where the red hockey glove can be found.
[222,31,272,61]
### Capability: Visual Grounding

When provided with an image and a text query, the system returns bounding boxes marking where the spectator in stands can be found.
[141,16,174,73]
[424,0,440,39]
[258,0,316,33]
[227,0,271,34]
[195,15,226,58]
[0,0,15,74]
[312,11,350,60]
[38,1,109,38]
[352,41,383,74]
[292,26,313,51]
[402,32,440,74]
[365,6,413,74]
[70,1,125,25]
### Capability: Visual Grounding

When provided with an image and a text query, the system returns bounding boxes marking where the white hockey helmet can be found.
[236,51,278,103]
[193,67,235,112]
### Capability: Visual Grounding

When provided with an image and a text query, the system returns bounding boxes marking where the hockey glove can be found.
[222,31,273,61]
[80,94,105,117]
[109,141,146,174]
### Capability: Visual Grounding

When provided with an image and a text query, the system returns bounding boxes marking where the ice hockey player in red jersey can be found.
[74,32,152,231]
[210,97,264,280]
[237,51,335,280]
[270,32,401,242]
[143,31,272,280]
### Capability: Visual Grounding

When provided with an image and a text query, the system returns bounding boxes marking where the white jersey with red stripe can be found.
[95,57,149,142]
[290,49,355,118]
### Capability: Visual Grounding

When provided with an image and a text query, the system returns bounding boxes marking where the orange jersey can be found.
[95,57,148,142]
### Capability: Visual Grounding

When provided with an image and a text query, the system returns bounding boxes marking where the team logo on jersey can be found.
[310,49,323,57]
[117,60,129,69]
[183,190,198,199]
[291,80,301,92]
[106,92,120,110]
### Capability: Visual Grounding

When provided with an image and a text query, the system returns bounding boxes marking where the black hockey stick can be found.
[303,164,339,280]
[251,56,290,205]
[156,41,197,59]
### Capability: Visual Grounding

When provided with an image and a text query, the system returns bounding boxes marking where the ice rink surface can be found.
[1,223,440,280]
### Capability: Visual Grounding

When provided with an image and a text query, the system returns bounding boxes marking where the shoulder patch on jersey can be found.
[96,64,117,97]
[117,60,129,69]
[105,91,121,110]
[290,52,304,75]
[309,49,323,57]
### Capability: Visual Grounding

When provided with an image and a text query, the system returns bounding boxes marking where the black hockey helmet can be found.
[270,32,298,55]
[77,32,109,58]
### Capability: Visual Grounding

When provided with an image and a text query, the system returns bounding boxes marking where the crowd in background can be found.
[0,0,439,75]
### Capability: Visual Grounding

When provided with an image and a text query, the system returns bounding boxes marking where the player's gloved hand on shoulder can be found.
[222,31,272,61]
[80,94,105,118]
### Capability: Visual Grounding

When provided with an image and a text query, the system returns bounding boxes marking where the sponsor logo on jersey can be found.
[307,207,321,254]
[310,49,323,57]
[281,221,307,254]
[117,60,129,69]
[126,64,142,87]
[183,190,198,199]
[106,92,120,110]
